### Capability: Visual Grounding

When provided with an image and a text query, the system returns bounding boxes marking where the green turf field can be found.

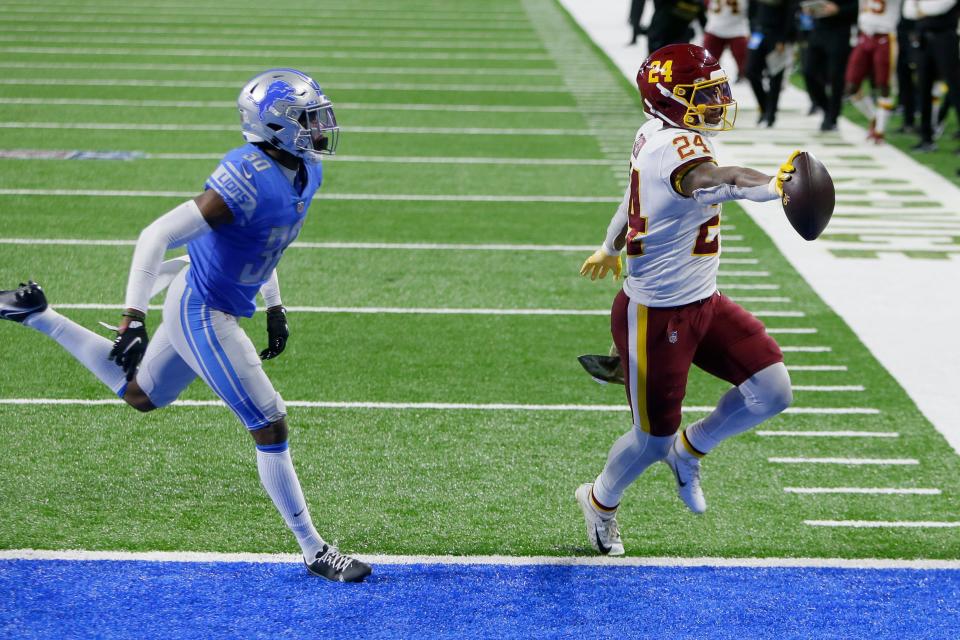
[1,0,958,562]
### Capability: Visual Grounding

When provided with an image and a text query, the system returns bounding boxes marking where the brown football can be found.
[780,151,835,241]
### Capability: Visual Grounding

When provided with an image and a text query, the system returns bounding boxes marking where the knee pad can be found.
[628,424,675,461]
[739,362,792,417]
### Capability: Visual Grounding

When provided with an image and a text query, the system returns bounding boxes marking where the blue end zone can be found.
[3,560,959,639]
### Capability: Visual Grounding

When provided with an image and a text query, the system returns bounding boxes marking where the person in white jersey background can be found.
[703,0,750,82]
[845,0,904,143]
[575,44,799,556]
[0,69,372,582]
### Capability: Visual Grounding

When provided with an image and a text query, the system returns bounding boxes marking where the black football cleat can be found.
[305,545,372,583]
[0,281,48,323]
[578,354,624,385]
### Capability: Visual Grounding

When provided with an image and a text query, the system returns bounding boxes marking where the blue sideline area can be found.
[3,559,959,639]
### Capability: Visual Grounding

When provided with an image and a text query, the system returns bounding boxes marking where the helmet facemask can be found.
[674,76,737,133]
[295,104,339,158]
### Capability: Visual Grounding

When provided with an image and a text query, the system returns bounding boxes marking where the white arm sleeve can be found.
[601,183,631,256]
[259,269,282,309]
[124,199,211,314]
[691,177,779,205]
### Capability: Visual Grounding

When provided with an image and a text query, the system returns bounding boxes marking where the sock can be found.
[875,97,894,134]
[685,362,792,454]
[24,308,126,395]
[255,445,326,560]
[592,426,674,509]
[673,428,706,461]
[852,94,876,120]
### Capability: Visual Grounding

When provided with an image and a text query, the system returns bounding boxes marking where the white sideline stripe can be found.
[790,385,865,391]
[0,398,878,415]
[0,98,604,114]
[780,346,831,352]
[730,296,790,302]
[0,122,593,136]
[788,365,848,371]
[757,430,895,437]
[769,457,917,465]
[3,549,959,569]
[785,488,940,494]
[0,190,622,204]
[805,520,960,529]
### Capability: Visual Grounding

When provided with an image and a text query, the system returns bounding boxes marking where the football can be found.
[780,151,835,241]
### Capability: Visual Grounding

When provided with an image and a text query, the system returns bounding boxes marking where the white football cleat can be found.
[575,483,624,556]
[664,437,707,514]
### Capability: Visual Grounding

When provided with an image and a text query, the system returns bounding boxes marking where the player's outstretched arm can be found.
[258,270,289,360]
[683,150,799,205]
[112,191,234,379]
[580,182,629,281]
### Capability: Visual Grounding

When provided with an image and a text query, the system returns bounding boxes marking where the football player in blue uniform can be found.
[0,69,371,582]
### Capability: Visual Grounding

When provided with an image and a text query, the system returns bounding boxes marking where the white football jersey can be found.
[704,0,750,38]
[622,118,722,308]
[858,0,902,35]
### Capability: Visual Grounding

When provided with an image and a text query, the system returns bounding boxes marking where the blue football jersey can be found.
[187,143,322,317]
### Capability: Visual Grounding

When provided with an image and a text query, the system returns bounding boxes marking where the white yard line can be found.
[790,385,864,391]
[788,365,848,371]
[767,328,817,334]
[0,35,547,52]
[2,548,958,569]
[785,487,940,494]
[0,189,621,203]
[0,238,606,251]
[780,346,831,352]
[0,152,622,166]
[43,303,809,319]
[757,430,893,437]
[769,457,917,465]
[0,62,563,76]
[0,46,553,62]
[0,98,603,114]
[805,520,960,528]
[0,398,878,415]
[0,122,594,135]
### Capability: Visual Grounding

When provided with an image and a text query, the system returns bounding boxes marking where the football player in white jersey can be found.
[0,69,371,581]
[845,0,903,142]
[575,44,799,556]
[703,0,750,80]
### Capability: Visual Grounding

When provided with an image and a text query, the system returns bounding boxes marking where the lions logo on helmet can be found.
[636,44,737,135]
[238,69,339,163]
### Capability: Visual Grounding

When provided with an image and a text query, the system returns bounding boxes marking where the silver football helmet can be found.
[238,68,339,163]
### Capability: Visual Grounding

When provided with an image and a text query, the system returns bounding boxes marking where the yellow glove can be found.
[775,149,801,196]
[580,249,622,281]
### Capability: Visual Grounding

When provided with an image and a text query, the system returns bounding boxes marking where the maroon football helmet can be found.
[636,44,737,133]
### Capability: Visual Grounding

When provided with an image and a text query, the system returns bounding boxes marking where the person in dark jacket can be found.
[905,0,960,151]
[646,0,705,52]
[746,0,800,127]
[629,0,647,44]
[801,0,858,131]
